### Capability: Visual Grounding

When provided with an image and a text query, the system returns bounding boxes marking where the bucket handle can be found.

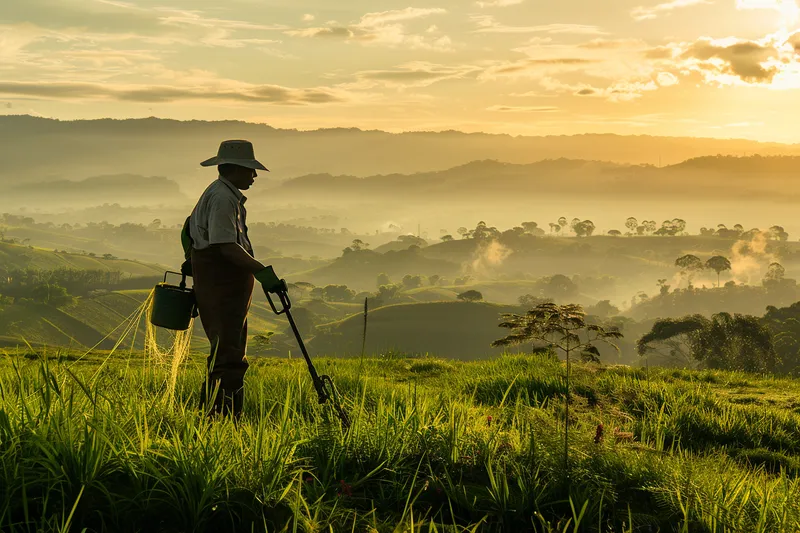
[163,270,188,289]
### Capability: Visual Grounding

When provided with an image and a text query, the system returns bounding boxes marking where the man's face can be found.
[227,165,258,190]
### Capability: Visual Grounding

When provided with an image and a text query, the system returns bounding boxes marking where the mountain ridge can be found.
[3,114,799,145]
[3,115,800,186]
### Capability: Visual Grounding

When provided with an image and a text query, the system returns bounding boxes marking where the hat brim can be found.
[200,156,269,171]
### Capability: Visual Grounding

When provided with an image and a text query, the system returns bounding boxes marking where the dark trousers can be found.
[191,247,254,416]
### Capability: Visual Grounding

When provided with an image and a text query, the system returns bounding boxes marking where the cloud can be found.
[645,45,676,59]
[359,7,446,26]
[541,76,660,101]
[481,58,597,79]
[789,31,800,52]
[303,14,315,22]
[657,71,679,85]
[502,58,596,69]
[631,0,710,21]
[736,0,800,25]
[155,8,288,32]
[486,105,559,112]
[578,38,648,50]
[355,62,481,88]
[476,0,525,7]
[471,15,608,35]
[0,80,348,105]
[682,38,779,82]
[286,7,452,50]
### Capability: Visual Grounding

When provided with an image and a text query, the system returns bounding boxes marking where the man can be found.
[181,139,285,418]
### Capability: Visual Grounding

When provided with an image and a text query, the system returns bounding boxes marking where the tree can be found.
[518,294,554,308]
[492,303,622,473]
[521,221,539,234]
[638,313,776,372]
[558,217,568,229]
[350,239,369,252]
[545,274,578,299]
[457,227,469,239]
[376,273,390,288]
[675,254,703,272]
[573,220,595,237]
[322,284,356,302]
[625,217,638,234]
[440,235,453,242]
[769,225,789,241]
[585,300,620,318]
[428,274,441,286]
[549,223,561,234]
[607,230,622,237]
[657,278,671,296]
[643,220,657,234]
[377,284,401,303]
[402,274,424,290]
[471,221,501,242]
[705,255,732,287]
[30,283,73,307]
[763,262,786,286]
[457,290,483,302]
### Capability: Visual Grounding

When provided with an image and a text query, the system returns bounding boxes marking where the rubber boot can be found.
[231,387,244,421]
[200,381,244,420]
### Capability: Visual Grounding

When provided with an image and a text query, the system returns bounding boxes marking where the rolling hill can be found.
[1,174,188,210]
[0,289,308,352]
[3,115,799,187]
[268,156,800,204]
[0,241,166,276]
[308,301,525,359]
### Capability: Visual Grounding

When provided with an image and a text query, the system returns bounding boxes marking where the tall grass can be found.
[2,351,800,531]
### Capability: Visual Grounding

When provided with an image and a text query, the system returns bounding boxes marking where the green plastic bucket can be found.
[150,271,197,331]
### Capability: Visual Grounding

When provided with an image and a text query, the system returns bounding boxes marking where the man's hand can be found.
[255,266,286,294]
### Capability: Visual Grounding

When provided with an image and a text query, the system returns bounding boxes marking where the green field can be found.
[2,350,800,532]
[310,301,524,359]
[0,241,165,277]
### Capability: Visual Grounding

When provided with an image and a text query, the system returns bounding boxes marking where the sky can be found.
[1,0,800,140]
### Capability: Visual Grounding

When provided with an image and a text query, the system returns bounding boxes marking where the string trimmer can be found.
[266,285,351,429]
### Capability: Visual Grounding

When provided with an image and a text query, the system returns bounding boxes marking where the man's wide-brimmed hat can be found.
[200,140,268,171]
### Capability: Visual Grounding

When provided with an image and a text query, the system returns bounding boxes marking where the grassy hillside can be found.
[0,241,165,276]
[291,248,460,289]
[0,287,335,354]
[4,352,800,531]
[309,301,525,359]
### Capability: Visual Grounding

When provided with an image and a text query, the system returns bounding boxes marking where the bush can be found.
[457,290,483,302]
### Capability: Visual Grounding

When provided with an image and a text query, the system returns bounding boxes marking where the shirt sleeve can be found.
[207,196,240,245]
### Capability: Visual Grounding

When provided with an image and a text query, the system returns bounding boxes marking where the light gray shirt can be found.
[189,176,253,253]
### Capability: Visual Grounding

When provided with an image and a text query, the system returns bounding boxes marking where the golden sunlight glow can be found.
[1,0,800,140]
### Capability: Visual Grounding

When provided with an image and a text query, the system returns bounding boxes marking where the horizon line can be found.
[1,113,797,146]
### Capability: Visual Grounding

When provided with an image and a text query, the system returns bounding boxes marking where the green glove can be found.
[255,266,286,293]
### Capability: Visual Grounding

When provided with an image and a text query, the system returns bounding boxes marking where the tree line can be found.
[0,268,157,307]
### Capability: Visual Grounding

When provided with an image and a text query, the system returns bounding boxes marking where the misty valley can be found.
[4,119,800,532]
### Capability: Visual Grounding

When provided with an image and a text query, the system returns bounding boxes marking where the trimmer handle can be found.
[164,270,188,289]
[266,282,291,315]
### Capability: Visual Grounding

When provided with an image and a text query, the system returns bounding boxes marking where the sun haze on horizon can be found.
[0,0,799,141]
